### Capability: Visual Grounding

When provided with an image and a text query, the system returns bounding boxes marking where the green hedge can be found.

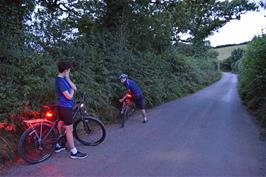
[220,48,244,72]
[238,34,266,126]
[0,33,220,168]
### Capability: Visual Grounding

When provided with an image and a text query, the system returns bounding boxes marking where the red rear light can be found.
[127,94,132,98]
[45,112,53,118]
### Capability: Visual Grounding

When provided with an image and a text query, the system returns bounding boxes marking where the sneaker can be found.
[70,151,88,159]
[55,145,66,153]
[142,119,148,123]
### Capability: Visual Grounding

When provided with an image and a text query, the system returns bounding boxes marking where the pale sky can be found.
[207,5,266,47]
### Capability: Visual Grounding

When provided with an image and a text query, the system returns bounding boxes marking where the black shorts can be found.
[133,96,145,109]
[58,106,73,126]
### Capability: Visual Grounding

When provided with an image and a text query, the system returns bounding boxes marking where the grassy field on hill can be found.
[212,44,247,61]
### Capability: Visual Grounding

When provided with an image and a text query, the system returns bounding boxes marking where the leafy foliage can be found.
[1,0,257,169]
[221,48,244,72]
[239,34,266,126]
[168,0,257,44]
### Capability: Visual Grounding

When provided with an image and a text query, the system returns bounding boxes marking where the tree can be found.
[168,0,257,45]
[259,0,266,9]
[26,0,258,53]
[221,48,244,72]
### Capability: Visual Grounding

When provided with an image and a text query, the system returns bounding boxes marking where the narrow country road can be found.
[4,73,266,177]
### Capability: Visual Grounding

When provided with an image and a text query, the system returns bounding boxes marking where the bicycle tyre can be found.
[121,105,129,128]
[127,103,136,117]
[73,116,106,146]
[18,123,58,164]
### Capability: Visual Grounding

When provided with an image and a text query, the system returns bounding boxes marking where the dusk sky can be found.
[207,1,266,47]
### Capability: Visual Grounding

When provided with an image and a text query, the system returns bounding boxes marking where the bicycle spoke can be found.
[74,116,106,146]
[18,124,57,164]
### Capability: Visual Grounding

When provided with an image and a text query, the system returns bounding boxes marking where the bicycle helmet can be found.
[118,73,128,80]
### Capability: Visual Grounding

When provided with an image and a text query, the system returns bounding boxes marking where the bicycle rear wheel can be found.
[73,116,106,146]
[18,123,58,164]
[121,105,129,128]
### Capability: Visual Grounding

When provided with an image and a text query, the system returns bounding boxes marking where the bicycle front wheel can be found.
[73,116,106,146]
[121,104,131,128]
[18,123,58,164]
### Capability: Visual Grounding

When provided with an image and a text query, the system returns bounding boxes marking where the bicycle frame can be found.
[121,98,133,112]
[22,93,87,144]
[24,92,86,125]
[121,91,133,111]
[18,92,106,164]
[120,92,135,128]
[23,119,58,147]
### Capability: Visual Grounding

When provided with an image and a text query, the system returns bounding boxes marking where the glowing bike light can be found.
[46,112,53,117]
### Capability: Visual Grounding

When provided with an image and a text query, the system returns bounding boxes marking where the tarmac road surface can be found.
[4,72,266,177]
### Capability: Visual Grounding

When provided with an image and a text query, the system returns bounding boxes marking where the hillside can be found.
[212,44,247,61]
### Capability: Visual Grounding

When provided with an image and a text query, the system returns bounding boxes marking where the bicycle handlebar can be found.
[76,92,87,103]
[120,91,133,103]
[81,92,86,102]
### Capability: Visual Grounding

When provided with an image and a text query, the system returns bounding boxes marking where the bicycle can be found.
[18,93,106,164]
[120,91,136,128]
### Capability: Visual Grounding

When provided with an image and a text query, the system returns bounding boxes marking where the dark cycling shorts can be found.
[58,106,73,126]
[133,96,145,109]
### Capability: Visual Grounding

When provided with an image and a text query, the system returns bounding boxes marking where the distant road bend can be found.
[5,72,266,176]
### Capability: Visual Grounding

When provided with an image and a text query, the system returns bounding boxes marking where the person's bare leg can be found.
[141,109,147,122]
[65,124,88,159]
[55,120,66,152]
[57,120,64,135]
[64,125,77,153]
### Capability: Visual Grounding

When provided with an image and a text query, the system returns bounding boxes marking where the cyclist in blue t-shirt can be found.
[55,61,88,159]
[118,73,148,123]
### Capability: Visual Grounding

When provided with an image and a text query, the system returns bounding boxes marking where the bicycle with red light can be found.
[120,91,136,128]
[18,93,106,164]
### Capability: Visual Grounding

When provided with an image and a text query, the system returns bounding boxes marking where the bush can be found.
[238,34,266,127]
[221,48,244,72]
[0,32,220,167]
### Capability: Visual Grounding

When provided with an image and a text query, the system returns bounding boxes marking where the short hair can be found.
[57,61,72,73]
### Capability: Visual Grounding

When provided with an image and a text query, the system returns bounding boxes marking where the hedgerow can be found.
[238,34,266,127]
[0,33,220,167]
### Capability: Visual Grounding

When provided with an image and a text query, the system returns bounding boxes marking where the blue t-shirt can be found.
[124,79,143,97]
[55,77,74,108]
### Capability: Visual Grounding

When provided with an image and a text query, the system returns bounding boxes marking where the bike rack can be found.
[23,119,53,128]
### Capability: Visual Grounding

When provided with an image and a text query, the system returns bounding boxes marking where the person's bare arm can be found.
[65,70,77,91]
[66,78,77,91]
[119,89,131,102]
[63,89,74,100]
